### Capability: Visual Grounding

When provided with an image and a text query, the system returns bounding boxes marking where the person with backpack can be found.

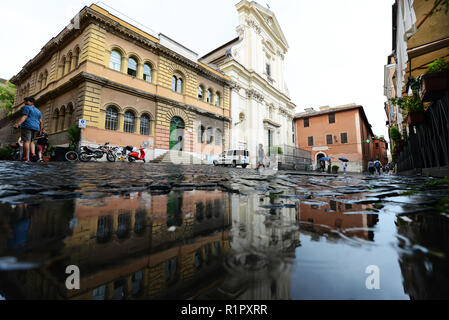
[374,160,382,175]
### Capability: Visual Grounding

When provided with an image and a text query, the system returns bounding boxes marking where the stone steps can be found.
[151,150,209,165]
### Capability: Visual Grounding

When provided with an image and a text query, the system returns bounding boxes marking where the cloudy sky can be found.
[0,0,394,137]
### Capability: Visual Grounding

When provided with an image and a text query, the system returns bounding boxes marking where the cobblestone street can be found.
[0,162,448,299]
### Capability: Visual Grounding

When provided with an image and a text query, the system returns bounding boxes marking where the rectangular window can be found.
[376,143,379,149]
[329,113,335,124]
[341,133,348,144]
[304,118,309,128]
[326,134,333,145]
[308,136,314,147]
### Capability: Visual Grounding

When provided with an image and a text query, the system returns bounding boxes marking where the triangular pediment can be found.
[253,4,289,49]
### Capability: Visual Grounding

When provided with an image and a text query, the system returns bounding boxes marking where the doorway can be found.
[169,117,185,151]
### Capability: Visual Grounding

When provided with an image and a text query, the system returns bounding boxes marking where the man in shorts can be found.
[13,97,42,162]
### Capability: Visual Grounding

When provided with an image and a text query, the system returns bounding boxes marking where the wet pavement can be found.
[0,161,448,300]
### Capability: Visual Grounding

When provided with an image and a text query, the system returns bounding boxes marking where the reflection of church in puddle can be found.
[0,191,232,300]
[197,195,301,300]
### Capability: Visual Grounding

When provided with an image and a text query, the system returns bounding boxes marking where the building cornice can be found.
[11,6,231,87]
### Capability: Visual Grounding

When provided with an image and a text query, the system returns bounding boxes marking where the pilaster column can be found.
[121,57,127,74]
[71,55,77,72]
[137,63,143,79]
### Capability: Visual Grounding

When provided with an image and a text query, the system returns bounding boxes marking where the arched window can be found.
[110,50,122,71]
[128,57,137,77]
[215,129,222,146]
[172,76,183,93]
[61,56,66,76]
[67,52,72,73]
[105,106,118,131]
[206,127,214,144]
[140,114,151,136]
[117,211,131,239]
[124,111,135,133]
[74,47,80,68]
[43,70,48,88]
[64,104,74,130]
[38,73,43,91]
[52,109,59,133]
[206,89,212,104]
[198,86,204,101]
[198,125,205,144]
[143,63,152,82]
[58,107,66,132]
[177,78,183,94]
[215,93,220,107]
[172,76,177,91]
[97,216,112,243]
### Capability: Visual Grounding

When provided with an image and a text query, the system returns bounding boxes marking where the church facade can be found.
[201,1,296,167]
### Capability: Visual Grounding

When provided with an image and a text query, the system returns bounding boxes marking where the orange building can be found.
[372,137,389,167]
[294,104,375,173]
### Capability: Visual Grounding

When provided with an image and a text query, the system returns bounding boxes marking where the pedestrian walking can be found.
[327,158,332,174]
[368,161,375,175]
[256,144,265,171]
[35,129,48,162]
[343,161,347,175]
[13,97,42,163]
[320,159,326,173]
[375,160,382,175]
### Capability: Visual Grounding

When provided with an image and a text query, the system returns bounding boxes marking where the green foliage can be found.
[67,126,81,150]
[45,141,54,156]
[426,58,449,74]
[0,145,14,160]
[390,127,402,142]
[331,165,339,173]
[426,0,449,15]
[391,92,424,113]
[405,92,424,113]
[0,81,16,116]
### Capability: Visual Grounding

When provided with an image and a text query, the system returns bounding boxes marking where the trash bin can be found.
[51,147,70,162]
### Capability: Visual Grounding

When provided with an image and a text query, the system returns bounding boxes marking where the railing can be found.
[397,92,449,173]
[272,144,312,171]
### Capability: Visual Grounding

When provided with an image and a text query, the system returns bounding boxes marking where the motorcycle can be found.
[79,143,112,162]
[125,146,146,163]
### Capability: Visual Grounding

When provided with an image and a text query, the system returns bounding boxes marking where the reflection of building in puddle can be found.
[397,213,449,299]
[299,197,379,241]
[204,194,299,300]
[0,191,232,300]
[0,202,73,257]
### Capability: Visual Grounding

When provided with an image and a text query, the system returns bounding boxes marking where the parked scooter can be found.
[125,146,146,163]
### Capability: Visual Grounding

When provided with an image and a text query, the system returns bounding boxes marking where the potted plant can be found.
[331,165,339,174]
[405,92,425,126]
[43,142,53,162]
[420,58,449,102]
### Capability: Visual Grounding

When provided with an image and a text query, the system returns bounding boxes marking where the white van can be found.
[214,150,250,168]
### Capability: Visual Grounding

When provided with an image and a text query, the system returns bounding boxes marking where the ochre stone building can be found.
[1,4,232,161]
[294,104,376,173]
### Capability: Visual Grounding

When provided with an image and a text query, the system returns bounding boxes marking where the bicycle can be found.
[65,148,81,162]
